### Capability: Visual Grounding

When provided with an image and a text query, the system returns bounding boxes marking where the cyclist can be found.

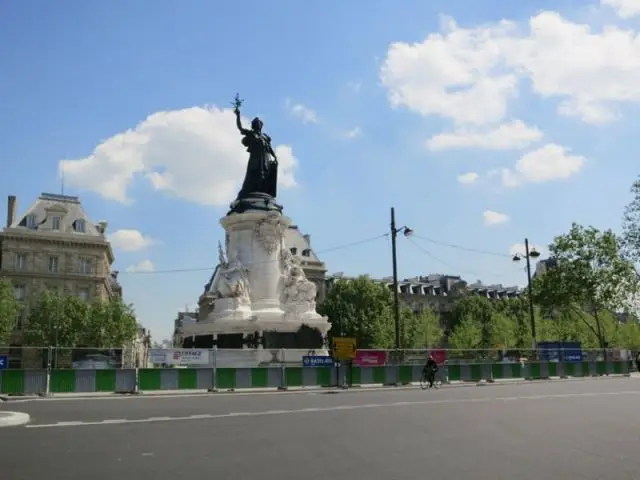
[423,353,439,388]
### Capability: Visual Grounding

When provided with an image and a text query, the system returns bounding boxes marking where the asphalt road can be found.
[1,378,639,479]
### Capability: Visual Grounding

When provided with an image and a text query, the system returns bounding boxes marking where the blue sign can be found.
[0,355,7,370]
[303,356,334,367]
[538,341,583,362]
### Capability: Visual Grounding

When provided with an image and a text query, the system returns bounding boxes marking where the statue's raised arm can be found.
[228,93,282,215]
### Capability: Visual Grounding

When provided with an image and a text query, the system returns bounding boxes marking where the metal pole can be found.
[524,238,537,351]
[391,207,401,350]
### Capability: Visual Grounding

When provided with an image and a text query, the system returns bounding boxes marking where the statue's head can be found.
[251,117,263,133]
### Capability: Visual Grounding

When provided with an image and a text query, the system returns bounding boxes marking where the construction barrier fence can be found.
[0,360,631,396]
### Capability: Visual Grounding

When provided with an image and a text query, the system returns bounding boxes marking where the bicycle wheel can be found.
[420,372,430,390]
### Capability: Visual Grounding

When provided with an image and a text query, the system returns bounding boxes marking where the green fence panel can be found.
[372,366,386,384]
[529,363,541,379]
[216,368,236,389]
[95,370,116,392]
[563,362,576,376]
[285,367,303,387]
[350,366,361,385]
[398,365,413,384]
[491,364,504,379]
[178,369,198,389]
[0,370,24,394]
[51,370,76,393]
[580,362,591,377]
[447,364,461,381]
[511,362,522,378]
[317,367,333,387]
[612,361,624,375]
[596,361,607,376]
[251,368,269,388]
[547,362,557,377]
[138,369,162,391]
[469,364,483,381]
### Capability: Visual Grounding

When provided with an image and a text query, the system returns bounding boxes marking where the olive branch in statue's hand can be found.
[231,93,244,115]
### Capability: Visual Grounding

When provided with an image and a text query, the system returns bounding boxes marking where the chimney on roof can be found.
[6,195,16,228]
[97,220,108,234]
[303,234,310,245]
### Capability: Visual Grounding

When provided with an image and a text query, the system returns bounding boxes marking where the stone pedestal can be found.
[182,207,331,350]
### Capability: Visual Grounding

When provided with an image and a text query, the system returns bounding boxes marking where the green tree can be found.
[0,278,18,344]
[319,276,394,349]
[23,290,90,347]
[85,298,138,348]
[400,308,444,348]
[622,175,640,266]
[489,312,516,350]
[534,223,639,350]
[449,318,482,350]
[450,295,495,347]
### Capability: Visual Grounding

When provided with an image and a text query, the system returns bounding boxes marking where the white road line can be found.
[23,389,640,429]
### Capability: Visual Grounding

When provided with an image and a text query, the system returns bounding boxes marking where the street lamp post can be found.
[390,207,413,350]
[513,238,541,352]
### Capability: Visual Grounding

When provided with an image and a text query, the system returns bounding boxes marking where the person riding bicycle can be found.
[423,354,439,388]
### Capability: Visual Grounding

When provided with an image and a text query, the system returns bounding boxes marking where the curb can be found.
[0,412,30,428]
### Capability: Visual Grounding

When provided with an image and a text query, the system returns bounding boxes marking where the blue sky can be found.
[2,0,639,340]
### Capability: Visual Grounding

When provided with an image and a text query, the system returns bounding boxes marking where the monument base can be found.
[228,192,283,215]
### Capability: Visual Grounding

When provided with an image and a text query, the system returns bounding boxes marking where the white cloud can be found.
[380,17,519,125]
[285,99,318,124]
[483,210,510,226]
[601,0,640,18]
[510,243,546,258]
[427,120,542,151]
[343,127,363,139]
[500,144,586,187]
[125,260,155,273]
[457,172,479,184]
[110,229,157,252]
[60,106,298,206]
[381,11,640,125]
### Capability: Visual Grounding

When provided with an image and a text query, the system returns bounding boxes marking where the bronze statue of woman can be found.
[233,96,279,200]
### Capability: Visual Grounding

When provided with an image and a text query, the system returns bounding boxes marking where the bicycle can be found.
[420,367,441,390]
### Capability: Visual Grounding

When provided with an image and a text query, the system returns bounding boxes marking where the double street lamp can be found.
[390,207,413,350]
[512,238,541,351]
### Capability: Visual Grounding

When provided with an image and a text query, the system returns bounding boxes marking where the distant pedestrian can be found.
[635,352,640,372]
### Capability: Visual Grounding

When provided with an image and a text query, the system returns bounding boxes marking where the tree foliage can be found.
[23,291,138,348]
[534,223,638,349]
[0,278,19,344]
[622,175,640,266]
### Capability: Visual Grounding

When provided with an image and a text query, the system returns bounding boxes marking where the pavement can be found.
[1,377,639,479]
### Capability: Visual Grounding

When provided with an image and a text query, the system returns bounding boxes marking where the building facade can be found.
[0,193,123,367]
[324,273,522,316]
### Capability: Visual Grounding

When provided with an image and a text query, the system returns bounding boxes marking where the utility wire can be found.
[411,233,513,259]
[406,237,521,279]
[118,233,389,275]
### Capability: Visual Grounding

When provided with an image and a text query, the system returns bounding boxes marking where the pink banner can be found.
[354,350,388,366]
[430,349,447,364]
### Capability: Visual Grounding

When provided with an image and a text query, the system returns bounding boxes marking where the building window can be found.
[78,288,90,302]
[75,219,85,233]
[51,216,61,231]
[14,253,25,270]
[26,215,36,229]
[14,285,25,301]
[48,256,59,273]
[290,248,297,255]
[302,249,311,257]
[79,258,91,274]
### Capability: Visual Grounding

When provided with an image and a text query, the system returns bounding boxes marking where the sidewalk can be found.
[0,373,633,401]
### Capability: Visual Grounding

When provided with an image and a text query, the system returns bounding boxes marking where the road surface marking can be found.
[24,389,640,429]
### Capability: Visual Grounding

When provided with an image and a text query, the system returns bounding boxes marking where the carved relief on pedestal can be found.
[254,212,285,255]
[280,248,317,311]
[213,241,251,306]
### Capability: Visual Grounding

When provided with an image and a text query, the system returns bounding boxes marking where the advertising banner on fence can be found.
[149,349,210,366]
[354,350,388,366]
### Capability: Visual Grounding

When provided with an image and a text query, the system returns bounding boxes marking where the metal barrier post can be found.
[209,347,218,392]
[44,345,52,396]
[279,348,287,391]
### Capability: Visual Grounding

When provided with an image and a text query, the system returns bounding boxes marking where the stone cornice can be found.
[0,230,114,263]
